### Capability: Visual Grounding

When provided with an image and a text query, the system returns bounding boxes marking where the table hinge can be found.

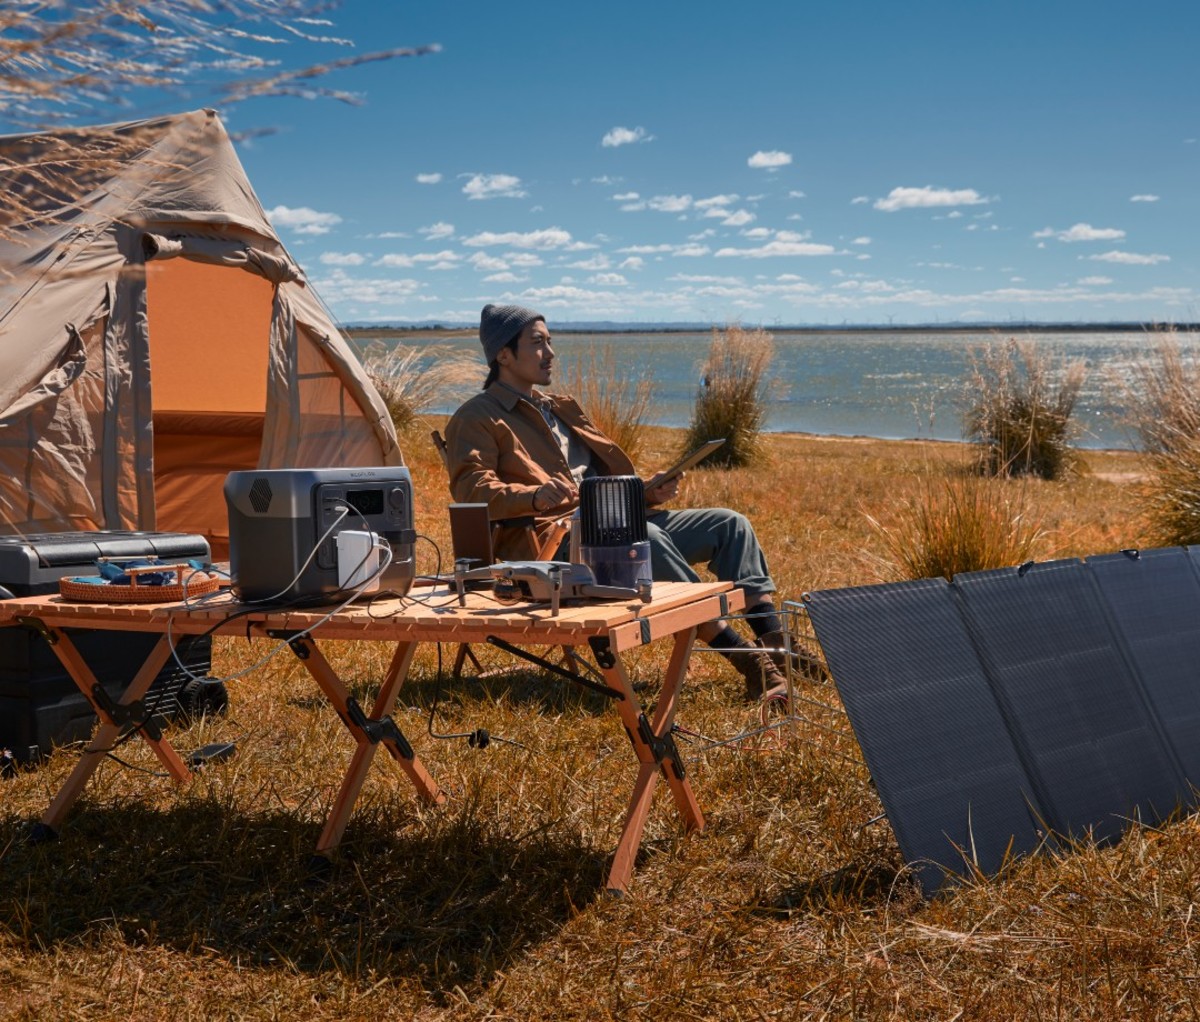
[344,696,413,759]
[636,713,685,781]
[719,592,729,617]
[638,618,651,645]
[16,615,56,645]
[91,684,163,742]
[267,630,310,659]
[587,635,616,669]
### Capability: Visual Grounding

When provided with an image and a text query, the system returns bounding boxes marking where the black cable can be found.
[424,641,526,751]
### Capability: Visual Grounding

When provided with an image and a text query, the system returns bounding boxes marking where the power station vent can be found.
[248,477,273,514]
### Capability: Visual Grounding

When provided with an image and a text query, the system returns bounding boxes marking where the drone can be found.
[453,559,652,617]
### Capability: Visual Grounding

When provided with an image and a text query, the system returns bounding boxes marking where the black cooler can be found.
[0,531,216,764]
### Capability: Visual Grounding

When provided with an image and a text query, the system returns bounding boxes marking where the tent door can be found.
[145,257,275,558]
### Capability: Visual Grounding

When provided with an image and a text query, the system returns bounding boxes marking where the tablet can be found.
[647,438,726,488]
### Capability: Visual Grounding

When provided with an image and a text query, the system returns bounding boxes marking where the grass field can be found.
[5,424,1187,1021]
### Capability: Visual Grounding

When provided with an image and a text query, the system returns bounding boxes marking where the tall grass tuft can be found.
[867,467,1045,581]
[684,324,774,468]
[563,343,655,465]
[362,342,479,436]
[1115,333,1200,544]
[963,338,1086,480]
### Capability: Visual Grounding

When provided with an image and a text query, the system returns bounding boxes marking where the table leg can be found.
[41,632,190,833]
[287,638,443,857]
[602,626,705,893]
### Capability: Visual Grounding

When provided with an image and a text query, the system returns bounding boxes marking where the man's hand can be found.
[532,477,577,512]
[644,472,681,507]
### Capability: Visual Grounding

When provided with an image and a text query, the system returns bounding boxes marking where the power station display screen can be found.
[344,489,384,516]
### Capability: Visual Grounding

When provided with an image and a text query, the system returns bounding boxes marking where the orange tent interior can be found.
[146,259,274,558]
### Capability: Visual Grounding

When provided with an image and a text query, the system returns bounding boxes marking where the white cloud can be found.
[647,194,693,213]
[742,227,772,240]
[265,205,342,235]
[747,150,793,170]
[1035,222,1126,243]
[508,252,545,267]
[461,227,579,249]
[851,236,872,246]
[613,191,640,202]
[670,273,746,285]
[461,173,527,200]
[418,221,455,240]
[1088,251,1171,265]
[694,194,739,209]
[468,252,508,272]
[589,273,628,286]
[873,186,988,212]
[617,244,675,254]
[374,250,460,268]
[715,239,837,258]
[788,190,807,199]
[314,268,423,304]
[591,175,621,185]
[674,244,711,257]
[1078,275,1113,285]
[483,271,522,283]
[416,173,442,185]
[619,256,644,271]
[721,209,756,227]
[568,254,611,271]
[602,125,654,147]
[1130,194,1160,202]
[850,196,869,205]
[319,251,365,266]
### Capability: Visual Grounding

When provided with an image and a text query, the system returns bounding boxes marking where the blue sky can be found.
[128,2,1200,324]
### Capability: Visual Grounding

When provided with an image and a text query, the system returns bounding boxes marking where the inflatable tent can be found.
[0,109,400,557]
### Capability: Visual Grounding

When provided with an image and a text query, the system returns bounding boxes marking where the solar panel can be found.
[1088,547,1200,791]
[953,560,1186,842]
[805,577,1047,895]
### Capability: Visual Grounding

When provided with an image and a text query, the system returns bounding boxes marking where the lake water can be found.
[384,328,1196,450]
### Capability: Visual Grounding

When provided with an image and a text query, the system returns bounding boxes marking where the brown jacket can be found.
[444,385,636,560]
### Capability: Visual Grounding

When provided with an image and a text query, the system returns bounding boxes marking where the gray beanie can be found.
[479,303,544,364]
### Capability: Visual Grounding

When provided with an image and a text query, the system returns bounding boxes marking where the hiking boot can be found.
[725,645,788,702]
[759,629,827,682]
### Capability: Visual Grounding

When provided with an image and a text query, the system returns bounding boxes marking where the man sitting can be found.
[444,303,801,705]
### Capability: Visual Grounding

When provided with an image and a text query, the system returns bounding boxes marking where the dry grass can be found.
[964,338,1087,480]
[562,343,655,465]
[866,464,1047,581]
[361,342,479,439]
[1114,334,1200,544]
[1,427,1173,1020]
[683,325,774,468]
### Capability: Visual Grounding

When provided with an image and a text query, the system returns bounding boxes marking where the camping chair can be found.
[430,429,573,678]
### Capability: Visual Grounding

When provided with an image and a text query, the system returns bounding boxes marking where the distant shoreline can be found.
[346,322,1194,342]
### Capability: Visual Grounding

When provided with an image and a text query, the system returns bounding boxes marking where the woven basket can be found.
[58,564,220,604]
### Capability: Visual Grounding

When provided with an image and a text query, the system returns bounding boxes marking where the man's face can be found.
[498,319,554,391]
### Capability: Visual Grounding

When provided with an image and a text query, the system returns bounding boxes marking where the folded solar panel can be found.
[1087,547,1200,790]
[953,559,1187,843]
[805,577,1047,895]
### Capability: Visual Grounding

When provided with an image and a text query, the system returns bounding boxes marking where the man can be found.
[444,303,802,705]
